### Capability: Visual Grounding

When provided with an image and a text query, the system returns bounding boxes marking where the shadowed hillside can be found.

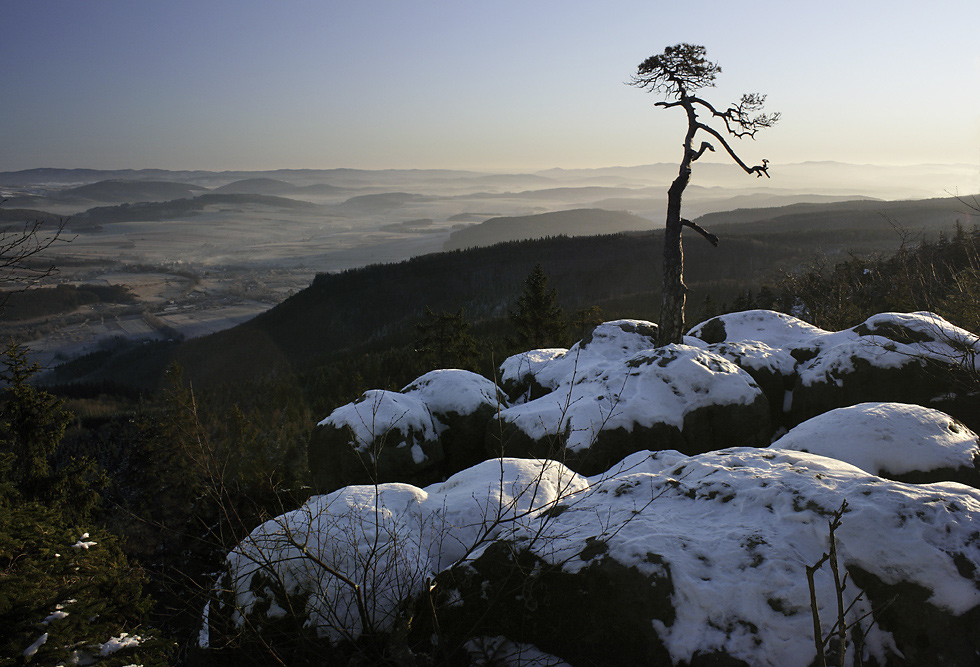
[444,208,656,250]
[170,228,819,386]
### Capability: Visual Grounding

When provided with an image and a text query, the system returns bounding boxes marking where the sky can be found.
[2,0,979,173]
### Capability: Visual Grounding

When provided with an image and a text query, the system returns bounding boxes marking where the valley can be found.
[1,162,976,379]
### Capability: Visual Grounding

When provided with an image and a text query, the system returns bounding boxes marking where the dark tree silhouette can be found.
[509,263,566,349]
[414,306,478,371]
[629,44,779,345]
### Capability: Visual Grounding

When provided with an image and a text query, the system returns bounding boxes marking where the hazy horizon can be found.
[2,0,978,174]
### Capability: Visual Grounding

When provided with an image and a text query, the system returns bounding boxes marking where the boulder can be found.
[308,390,444,492]
[702,340,796,427]
[211,447,980,666]
[498,347,568,403]
[402,369,508,475]
[772,402,980,487]
[498,319,659,404]
[791,313,980,428]
[421,449,980,666]
[688,310,980,430]
[494,344,771,474]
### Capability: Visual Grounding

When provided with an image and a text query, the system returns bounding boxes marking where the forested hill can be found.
[705,195,975,233]
[173,205,976,387]
[443,208,656,250]
[68,193,323,227]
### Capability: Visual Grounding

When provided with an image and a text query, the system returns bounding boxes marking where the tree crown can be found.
[630,43,720,99]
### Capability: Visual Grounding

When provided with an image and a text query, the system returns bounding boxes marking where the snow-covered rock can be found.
[498,319,658,403]
[701,340,798,424]
[209,458,587,644]
[215,483,433,644]
[495,344,770,474]
[425,449,980,667]
[689,310,980,430]
[402,369,508,474]
[212,448,980,666]
[773,402,980,487]
[689,308,831,349]
[308,389,444,491]
[499,347,568,403]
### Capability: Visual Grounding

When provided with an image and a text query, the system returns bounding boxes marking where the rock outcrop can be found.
[210,448,980,666]
[689,310,980,431]
[309,370,510,491]
[496,322,770,474]
[773,402,980,487]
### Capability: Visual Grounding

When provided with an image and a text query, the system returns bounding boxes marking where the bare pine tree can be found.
[629,44,779,345]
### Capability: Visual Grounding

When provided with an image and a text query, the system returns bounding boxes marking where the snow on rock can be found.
[309,389,444,492]
[215,483,434,644]
[402,369,507,419]
[211,444,980,665]
[700,340,799,425]
[495,344,770,474]
[773,402,980,486]
[499,320,658,403]
[499,348,568,402]
[689,309,836,349]
[319,390,438,447]
[688,310,980,430]
[422,458,589,569]
[427,448,980,667]
[402,370,509,474]
[210,458,588,643]
[856,311,980,361]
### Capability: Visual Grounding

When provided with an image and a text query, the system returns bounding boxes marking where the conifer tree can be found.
[0,346,172,665]
[509,263,567,349]
[0,342,103,521]
[414,307,479,371]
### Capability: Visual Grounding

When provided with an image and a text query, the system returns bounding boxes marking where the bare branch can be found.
[689,141,715,163]
[681,219,719,246]
[695,121,772,177]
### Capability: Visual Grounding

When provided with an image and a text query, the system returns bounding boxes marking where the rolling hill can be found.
[443,209,656,250]
[43,195,980,391]
[68,193,325,227]
[61,179,208,203]
[213,178,301,195]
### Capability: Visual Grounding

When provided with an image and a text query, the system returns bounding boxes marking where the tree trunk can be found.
[658,167,691,346]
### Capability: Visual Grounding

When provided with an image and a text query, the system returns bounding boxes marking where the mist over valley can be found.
[2,161,976,382]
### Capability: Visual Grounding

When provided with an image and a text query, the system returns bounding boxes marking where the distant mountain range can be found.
[61,179,209,202]
[3,162,976,200]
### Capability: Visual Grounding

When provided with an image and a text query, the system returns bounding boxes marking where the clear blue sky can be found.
[2,0,978,171]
